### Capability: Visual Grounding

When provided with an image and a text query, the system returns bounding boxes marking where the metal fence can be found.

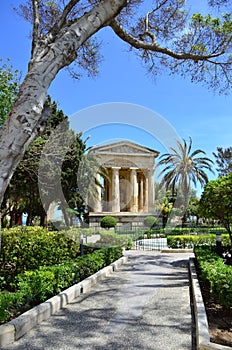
[134,238,168,251]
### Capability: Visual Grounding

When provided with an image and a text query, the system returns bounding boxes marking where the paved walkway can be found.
[3,251,194,350]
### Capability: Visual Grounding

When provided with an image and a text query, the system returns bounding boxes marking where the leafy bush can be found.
[0,226,80,284]
[14,269,57,304]
[0,291,24,323]
[0,246,122,324]
[194,246,232,307]
[144,216,158,228]
[100,216,117,229]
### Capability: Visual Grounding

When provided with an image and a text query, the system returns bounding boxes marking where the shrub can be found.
[0,291,24,323]
[14,269,57,304]
[194,246,232,307]
[100,216,117,229]
[144,216,158,228]
[0,226,80,284]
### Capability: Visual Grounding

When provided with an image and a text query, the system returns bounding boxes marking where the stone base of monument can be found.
[88,211,159,229]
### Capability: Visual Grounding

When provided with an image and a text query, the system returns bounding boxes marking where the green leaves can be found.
[100,216,117,229]
[0,59,20,127]
[199,173,232,243]
[191,12,232,34]
[0,226,80,281]
[213,146,232,176]
[194,246,232,307]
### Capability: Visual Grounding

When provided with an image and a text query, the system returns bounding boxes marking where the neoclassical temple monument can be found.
[88,141,159,228]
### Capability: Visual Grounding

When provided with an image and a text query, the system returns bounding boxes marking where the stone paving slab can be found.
[2,251,194,350]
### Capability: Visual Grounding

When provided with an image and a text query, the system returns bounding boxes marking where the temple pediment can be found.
[89,141,159,157]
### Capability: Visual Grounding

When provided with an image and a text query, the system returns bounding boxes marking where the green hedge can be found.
[194,246,232,307]
[167,234,230,248]
[165,227,228,235]
[115,227,228,237]
[0,226,80,284]
[0,246,122,324]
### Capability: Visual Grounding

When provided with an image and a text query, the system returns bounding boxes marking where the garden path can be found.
[2,251,194,350]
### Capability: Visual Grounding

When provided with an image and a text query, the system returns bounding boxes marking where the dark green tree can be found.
[0,59,20,127]
[60,133,86,226]
[213,146,232,176]
[1,97,88,227]
[199,173,232,244]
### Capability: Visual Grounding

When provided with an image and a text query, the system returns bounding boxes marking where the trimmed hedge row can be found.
[167,234,230,248]
[0,226,80,284]
[194,246,232,307]
[116,227,228,237]
[0,246,122,324]
[165,227,228,235]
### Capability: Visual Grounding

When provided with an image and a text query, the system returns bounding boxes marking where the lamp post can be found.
[80,233,84,256]
[216,232,222,256]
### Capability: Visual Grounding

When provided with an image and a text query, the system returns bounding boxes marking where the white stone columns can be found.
[148,168,155,211]
[144,173,149,212]
[112,167,120,212]
[130,168,138,212]
[139,177,144,212]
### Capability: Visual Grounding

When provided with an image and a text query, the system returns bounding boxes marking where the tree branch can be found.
[31,0,40,60]
[54,0,81,32]
[110,18,227,62]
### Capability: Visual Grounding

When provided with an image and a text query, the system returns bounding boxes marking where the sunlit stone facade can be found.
[88,141,159,228]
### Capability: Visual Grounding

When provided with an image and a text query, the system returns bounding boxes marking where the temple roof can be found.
[88,140,159,158]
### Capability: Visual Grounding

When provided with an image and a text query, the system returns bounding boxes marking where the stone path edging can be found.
[0,256,128,347]
[189,257,232,350]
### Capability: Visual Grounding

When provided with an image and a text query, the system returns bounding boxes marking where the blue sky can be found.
[0,1,231,196]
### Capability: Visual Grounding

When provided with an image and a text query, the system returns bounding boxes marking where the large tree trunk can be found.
[0,0,126,206]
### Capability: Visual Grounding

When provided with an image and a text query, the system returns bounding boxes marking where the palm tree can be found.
[157,137,214,227]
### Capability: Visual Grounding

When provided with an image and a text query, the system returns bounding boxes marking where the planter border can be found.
[189,257,231,350]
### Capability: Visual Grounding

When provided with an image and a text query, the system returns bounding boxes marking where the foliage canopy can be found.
[213,146,232,176]
[0,59,20,126]
[15,0,232,93]
[199,173,232,244]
